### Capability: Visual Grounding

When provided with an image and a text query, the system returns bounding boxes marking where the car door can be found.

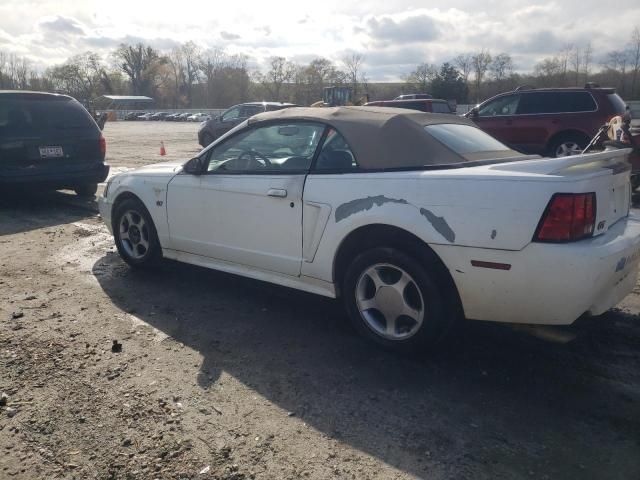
[166,121,326,276]
[472,94,520,147]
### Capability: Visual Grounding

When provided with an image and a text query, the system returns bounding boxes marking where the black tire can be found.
[548,133,589,158]
[112,198,162,268]
[74,183,98,197]
[342,247,450,352]
[201,132,214,148]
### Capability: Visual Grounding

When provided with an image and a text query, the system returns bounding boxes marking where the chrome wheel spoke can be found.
[402,304,422,322]
[391,272,411,295]
[358,297,378,311]
[385,314,398,336]
[367,267,385,291]
[138,236,149,250]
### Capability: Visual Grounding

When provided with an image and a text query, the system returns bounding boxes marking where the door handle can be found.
[267,188,287,198]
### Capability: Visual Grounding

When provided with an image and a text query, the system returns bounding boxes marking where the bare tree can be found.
[257,56,296,101]
[559,44,573,85]
[181,41,200,107]
[471,50,492,101]
[405,63,437,93]
[583,42,593,82]
[631,26,640,98]
[490,53,514,83]
[113,43,164,96]
[570,45,581,85]
[342,52,366,97]
[454,53,473,84]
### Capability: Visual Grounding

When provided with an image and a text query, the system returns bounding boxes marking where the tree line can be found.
[0,26,638,108]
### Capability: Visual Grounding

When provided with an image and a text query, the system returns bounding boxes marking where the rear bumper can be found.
[437,211,640,325]
[0,162,109,188]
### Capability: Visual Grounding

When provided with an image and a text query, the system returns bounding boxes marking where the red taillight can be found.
[99,134,106,156]
[534,193,596,242]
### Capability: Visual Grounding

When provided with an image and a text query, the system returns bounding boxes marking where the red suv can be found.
[466,86,627,157]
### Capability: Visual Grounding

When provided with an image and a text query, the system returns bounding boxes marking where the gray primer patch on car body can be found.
[335,195,409,222]
[419,208,456,243]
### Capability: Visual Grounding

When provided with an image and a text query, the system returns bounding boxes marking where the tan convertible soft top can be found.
[247,106,503,169]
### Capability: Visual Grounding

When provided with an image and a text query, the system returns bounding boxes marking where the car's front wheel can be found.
[343,247,449,352]
[113,198,161,267]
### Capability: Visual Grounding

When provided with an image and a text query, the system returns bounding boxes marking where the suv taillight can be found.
[99,134,106,156]
[534,193,596,242]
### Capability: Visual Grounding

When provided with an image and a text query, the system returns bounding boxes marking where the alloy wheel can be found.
[119,210,150,259]
[355,263,425,341]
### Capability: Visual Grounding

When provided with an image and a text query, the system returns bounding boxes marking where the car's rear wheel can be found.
[343,247,449,352]
[549,133,588,157]
[113,198,161,267]
[74,183,98,197]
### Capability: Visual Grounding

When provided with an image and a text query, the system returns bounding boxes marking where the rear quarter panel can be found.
[301,165,625,284]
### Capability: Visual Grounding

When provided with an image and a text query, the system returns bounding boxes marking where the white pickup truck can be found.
[99,107,640,351]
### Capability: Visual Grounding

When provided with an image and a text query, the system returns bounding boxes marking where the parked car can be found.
[150,112,170,121]
[394,94,432,100]
[177,113,191,122]
[137,113,153,121]
[466,85,627,157]
[187,113,208,122]
[124,112,139,121]
[0,91,109,196]
[99,106,640,352]
[165,113,180,121]
[198,102,296,147]
[365,99,454,114]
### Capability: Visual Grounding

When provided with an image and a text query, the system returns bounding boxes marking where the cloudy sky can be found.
[0,0,639,80]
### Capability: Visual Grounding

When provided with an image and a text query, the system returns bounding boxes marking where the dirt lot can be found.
[1,121,640,479]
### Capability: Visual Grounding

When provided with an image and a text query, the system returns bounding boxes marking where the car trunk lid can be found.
[489,148,632,235]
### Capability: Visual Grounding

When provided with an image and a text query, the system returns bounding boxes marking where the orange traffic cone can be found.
[160,141,166,156]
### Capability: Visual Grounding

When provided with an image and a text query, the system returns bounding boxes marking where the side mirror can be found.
[183,157,204,175]
[468,107,479,118]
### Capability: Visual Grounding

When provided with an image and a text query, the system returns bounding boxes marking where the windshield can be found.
[0,97,95,137]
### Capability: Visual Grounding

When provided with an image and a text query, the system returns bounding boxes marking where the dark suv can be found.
[0,91,109,196]
[198,102,296,147]
[467,86,627,157]
[365,99,454,114]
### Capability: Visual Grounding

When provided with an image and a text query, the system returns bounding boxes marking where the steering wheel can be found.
[238,149,272,167]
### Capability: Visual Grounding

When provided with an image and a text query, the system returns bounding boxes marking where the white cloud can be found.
[0,0,638,79]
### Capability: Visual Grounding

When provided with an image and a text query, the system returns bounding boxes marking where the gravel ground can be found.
[1,121,640,479]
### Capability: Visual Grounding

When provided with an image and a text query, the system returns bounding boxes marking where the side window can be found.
[431,102,452,113]
[558,92,597,112]
[314,129,358,172]
[221,106,241,122]
[478,95,520,117]
[240,105,263,118]
[401,101,427,112]
[206,122,325,173]
[517,92,551,114]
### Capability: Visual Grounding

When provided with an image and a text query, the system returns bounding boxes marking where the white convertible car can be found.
[99,107,640,351]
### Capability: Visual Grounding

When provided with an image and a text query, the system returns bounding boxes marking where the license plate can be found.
[39,146,63,158]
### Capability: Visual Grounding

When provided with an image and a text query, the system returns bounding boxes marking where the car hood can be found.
[123,160,185,177]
